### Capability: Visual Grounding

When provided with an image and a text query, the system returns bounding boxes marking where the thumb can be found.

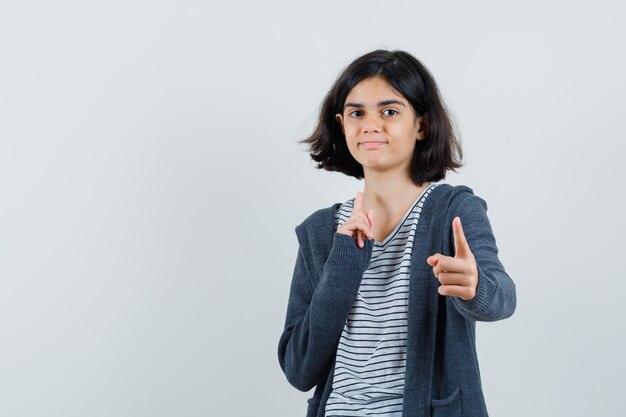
[426,254,440,266]
[453,216,471,258]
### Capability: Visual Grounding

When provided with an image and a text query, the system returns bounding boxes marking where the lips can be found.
[360,141,387,148]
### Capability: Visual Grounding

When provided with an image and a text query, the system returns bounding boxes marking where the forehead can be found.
[345,76,406,102]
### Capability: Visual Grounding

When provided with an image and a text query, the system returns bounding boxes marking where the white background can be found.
[1,0,624,415]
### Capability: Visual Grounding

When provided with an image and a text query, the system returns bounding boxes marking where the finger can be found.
[354,191,363,213]
[431,256,470,277]
[356,229,363,248]
[430,255,453,277]
[343,212,370,231]
[437,272,471,286]
[352,217,373,239]
[453,217,471,259]
[438,284,475,301]
[336,224,354,237]
[426,253,441,267]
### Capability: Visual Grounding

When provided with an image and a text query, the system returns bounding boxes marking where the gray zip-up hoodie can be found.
[278,184,516,417]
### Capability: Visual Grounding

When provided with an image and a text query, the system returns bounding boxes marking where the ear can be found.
[335,113,344,134]
[415,112,430,141]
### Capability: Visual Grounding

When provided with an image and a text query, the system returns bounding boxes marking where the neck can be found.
[361,167,430,216]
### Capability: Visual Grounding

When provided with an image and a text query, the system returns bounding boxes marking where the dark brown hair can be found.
[301,49,462,185]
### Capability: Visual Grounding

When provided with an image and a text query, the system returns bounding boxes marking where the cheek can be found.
[345,136,359,155]
[343,121,359,135]
[396,124,419,144]
[342,133,361,159]
[343,126,359,145]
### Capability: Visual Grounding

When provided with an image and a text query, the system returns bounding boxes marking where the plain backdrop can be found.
[1,0,625,416]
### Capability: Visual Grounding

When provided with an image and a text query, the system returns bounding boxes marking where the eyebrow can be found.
[343,100,406,111]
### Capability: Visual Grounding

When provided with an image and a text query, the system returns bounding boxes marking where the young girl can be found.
[278,49,516,417]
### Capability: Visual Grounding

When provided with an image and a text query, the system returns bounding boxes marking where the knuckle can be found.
[466,288,476,300]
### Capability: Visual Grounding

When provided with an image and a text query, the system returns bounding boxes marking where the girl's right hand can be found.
[337,191,376,248]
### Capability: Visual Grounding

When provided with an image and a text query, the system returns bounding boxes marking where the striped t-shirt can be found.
[324,182,441,416]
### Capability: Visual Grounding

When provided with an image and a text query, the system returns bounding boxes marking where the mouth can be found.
[360,141,387,149]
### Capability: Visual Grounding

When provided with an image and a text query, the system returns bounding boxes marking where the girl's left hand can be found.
[426,216,478,301]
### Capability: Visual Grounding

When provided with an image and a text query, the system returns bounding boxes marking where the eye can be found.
[348,110,363,118]
[383,109,399,116]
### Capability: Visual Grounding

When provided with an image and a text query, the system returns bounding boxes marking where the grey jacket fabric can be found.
[278,184,516,417]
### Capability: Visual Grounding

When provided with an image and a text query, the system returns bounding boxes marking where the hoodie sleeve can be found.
[447,193,517,322]
[277,227,373,392]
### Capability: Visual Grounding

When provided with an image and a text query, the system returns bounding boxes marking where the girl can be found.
[278,49,516,417]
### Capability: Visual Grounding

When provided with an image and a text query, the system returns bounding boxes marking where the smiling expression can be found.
[335,76,427,176]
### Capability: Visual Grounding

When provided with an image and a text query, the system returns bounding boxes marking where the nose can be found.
[362,112,382,134]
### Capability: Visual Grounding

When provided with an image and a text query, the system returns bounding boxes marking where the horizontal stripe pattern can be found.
[325,183,440,416]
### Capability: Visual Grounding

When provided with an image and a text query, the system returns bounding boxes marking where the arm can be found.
[277,230,373,392]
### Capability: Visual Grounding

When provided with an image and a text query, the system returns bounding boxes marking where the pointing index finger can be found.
[354,191,363,212]
[453,216,471,258]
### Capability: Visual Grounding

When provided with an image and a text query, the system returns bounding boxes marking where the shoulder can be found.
[450,184,488,214]
[431,183,487,208]
[297,203,341,229]
[426,184,491,236]
[433,184,494,256]
[293,203,343,269]
[294,202,342,245]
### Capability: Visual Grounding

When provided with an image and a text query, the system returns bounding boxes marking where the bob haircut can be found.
[302,49,463,185]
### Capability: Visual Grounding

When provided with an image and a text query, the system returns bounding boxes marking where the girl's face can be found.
[335,76,427,176]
